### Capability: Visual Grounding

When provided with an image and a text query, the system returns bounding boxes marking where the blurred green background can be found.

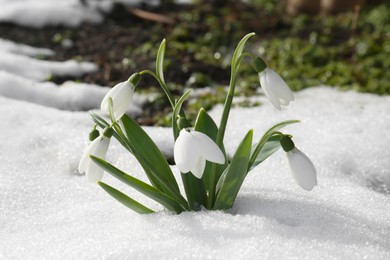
[123,0,389,124]
[3,0,387,125]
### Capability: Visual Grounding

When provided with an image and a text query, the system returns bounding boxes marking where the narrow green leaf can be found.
[180,173,206,211]
[120,115,187,207]
[156,39,166,84]
[91,156,184,213]
[90,112,109,128]
[248,119,300,169]
[172,89,192,140]
[249,135,281,170]
[98,181,154,214]
[90,112,133,153]
[215,164,230,194]
[214,129,253,210]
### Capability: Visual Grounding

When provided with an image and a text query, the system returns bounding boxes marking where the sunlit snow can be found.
[1,87,389,259]
[0,1,389,259]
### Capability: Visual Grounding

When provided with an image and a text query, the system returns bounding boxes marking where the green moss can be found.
[126,2,389,125]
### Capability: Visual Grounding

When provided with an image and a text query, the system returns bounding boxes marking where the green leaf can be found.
[213,129,253,210]
[248,119,300,169]
[120,115,187,208]
[180,174,206,211]
[98,181,154,214]
[90,112,133,154]
[156,39,166,84]
[91,156,184,213]
[249,135,282,171]
[90,112,109,128]
[172,89,192,140]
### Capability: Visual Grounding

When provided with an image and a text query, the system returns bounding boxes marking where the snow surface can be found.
[1,87,389,259]
[0,0,161,28]
[0,0,111,28]
[0,1,389,258]
[0,39,97,81]
[0,39,150,116]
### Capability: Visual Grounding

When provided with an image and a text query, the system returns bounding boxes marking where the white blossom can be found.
[286,148,317,191]
[78,135,110,183]
[174,129,225,178]
[101,81,134,119]
[259,68,294,110]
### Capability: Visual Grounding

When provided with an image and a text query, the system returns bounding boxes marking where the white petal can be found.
[78,136,102,173]
[101,81,133,118]
[191,156,206,179]
[93,137,110,158]
[174,130,200,173]
[287,148,317,191]
[279,99,290,106]
[85,137,110,182]
[113,87,133,119]
[190,131,225,164]
[259,71,281,110]
[86,162,104,182]
[266,68,294,102]
[101,82,124,112]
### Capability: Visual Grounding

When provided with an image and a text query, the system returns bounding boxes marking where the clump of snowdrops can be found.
[79,33,317,214]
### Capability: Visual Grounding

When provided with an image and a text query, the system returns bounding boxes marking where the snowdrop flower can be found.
[286,148,317,191]
[174,129,225,178]
[78,128,112,183]
[281,135,317,191]
[259,68,294,110]
[101,80,134,120]
[251,57,294,110]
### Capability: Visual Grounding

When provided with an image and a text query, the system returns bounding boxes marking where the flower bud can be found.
[89,128,100,141]
[280,135,295,152]
[129,72,141,87]
[251,57,267,73]
[103,127,114,138]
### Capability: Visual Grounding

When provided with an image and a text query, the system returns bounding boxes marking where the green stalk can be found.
[207,33,255,208]
[207,72,238,208]
[139,70,175,108]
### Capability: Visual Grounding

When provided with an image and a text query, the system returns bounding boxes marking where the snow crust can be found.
[0,0,110,28]
[0,39,148,114]
[0,1,389,258]
[0,0,161,28]
[1,87,389,259]
[0,39,97,81]
[0,38,107,111]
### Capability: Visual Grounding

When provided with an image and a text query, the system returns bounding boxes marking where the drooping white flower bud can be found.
[259,68,294,110]
[174,129,225,178]
[101,80,134,120]
[78,134,111,183]
[286,147,317,191]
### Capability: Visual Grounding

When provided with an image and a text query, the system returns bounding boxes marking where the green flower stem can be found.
[139,70,175,108]
[207,33,256,208]
[207,72,238,208]
[139,69,188,140]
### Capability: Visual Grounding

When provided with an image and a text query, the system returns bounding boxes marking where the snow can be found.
[0,0,111,28]
[0,38,106,111]
[1,87,389,259]
[0,39,97,81]
[0,1,389,258]
[0,39,148,113]
[0,38,54,57]
[0,0,160,29]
